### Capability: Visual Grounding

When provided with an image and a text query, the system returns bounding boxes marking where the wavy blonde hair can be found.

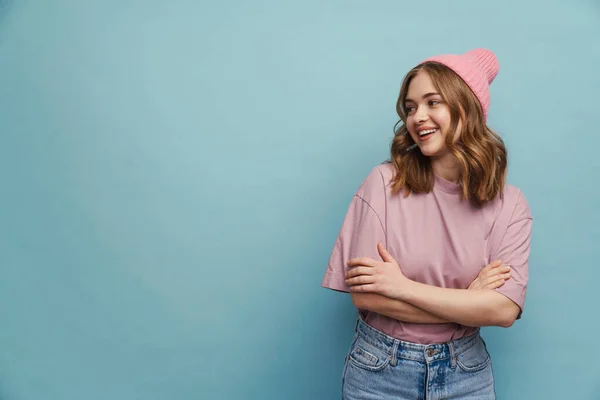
[389,62,507,205]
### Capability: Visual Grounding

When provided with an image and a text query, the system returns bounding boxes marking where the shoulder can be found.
[482,183,532,242]
[501,183,533,221]
[355,163,394,200]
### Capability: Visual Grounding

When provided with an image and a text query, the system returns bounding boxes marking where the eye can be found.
[429,99,441,106]
[405,105,416,114]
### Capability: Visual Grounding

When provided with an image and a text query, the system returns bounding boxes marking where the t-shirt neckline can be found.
[434,173,461,194]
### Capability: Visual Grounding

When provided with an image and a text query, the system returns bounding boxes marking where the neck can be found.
[431,153,461,183]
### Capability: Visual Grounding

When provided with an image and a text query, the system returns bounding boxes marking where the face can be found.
[404,70,460,159]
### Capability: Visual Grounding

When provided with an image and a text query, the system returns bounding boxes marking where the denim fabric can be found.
[342,318,495,399]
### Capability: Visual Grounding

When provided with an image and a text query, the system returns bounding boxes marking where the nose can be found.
[415,106,428,123]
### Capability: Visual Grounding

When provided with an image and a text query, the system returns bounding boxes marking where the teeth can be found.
[419,128,437,136]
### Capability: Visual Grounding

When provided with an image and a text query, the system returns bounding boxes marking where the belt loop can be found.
[390,340,400,367]
[448,340,457,369]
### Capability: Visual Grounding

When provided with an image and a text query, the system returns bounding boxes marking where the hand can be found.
[345,243,409,299]
[468,260,511,290]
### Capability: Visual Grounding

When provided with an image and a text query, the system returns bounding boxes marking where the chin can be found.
[416,135,449,158]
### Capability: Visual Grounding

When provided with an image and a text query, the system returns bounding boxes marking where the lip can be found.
[417,126,439,134]
[419,132,435,142]
[416,127,439,142]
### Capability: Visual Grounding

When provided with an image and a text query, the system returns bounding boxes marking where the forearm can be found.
[399,281,520,328]
[351,293,450,324]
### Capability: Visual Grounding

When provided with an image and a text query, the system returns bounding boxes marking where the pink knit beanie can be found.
[420,48,499,121]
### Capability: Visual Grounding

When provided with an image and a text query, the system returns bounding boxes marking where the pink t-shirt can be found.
[322,163,532,344]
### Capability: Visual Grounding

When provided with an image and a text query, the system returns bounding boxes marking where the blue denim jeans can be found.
[342,318,496,399]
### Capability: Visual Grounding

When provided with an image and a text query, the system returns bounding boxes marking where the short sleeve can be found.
[321,168,388,292]
[493,191,533,315]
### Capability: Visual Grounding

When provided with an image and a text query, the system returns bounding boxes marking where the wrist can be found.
[394,278,417,301]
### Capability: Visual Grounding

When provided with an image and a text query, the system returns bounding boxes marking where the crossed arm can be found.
[346,244,521,328]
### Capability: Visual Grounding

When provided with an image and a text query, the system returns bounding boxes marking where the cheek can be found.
[430,110,451,129]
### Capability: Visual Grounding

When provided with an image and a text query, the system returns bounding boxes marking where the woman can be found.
[322,48,532,399]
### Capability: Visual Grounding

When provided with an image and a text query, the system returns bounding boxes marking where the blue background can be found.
[1,0,599,399]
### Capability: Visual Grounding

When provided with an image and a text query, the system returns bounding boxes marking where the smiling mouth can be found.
[418,128,438,139]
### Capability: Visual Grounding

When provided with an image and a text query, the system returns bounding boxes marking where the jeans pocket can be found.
[347,336,391,372]
[455,337,491,372]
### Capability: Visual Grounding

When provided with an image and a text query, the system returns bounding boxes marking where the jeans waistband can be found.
[355,317,482,363]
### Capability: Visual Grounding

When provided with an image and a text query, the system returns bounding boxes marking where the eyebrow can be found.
[404,92,440,103]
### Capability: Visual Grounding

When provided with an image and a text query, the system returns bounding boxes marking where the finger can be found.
[482,259,502,273]
[477,260,501,277]
[482,276,504,288]
[495,272,511,281]
[345,266,374,279]
[486,265,510,278]
[345,275,376,286]
[349,284,378,293]
[487,279,505,289]
[486,273,510,286]
[347,257,378,268]
[377,243,395,263]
